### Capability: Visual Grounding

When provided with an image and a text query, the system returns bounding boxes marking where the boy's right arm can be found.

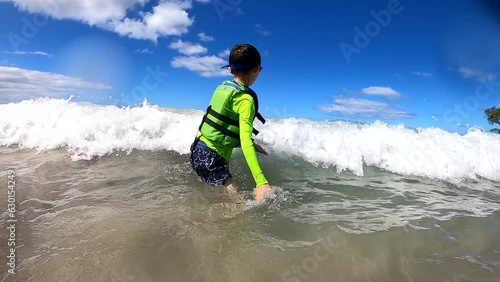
[233,96,269,188]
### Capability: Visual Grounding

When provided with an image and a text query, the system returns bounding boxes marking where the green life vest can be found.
[196,80,266,148]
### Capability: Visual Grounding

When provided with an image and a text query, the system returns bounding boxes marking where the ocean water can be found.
[0,98,499,282]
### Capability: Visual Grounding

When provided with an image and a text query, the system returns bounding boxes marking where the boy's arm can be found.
[234,95,269,187]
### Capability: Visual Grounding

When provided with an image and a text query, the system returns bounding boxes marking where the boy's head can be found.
[223,44,262,86]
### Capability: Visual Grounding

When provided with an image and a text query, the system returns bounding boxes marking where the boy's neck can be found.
[234,76,251,87]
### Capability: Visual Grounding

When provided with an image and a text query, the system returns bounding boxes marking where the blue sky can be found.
[0,0,499,133]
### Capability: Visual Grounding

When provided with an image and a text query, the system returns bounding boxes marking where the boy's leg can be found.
[191,140,243,203]
[224,178,237,193]
[223,178,244,203]
[191,140,232,187]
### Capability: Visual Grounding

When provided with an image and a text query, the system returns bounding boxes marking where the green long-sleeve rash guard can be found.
[198,93,269,187]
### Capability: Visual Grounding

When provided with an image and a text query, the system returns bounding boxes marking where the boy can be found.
[189,43,271,202]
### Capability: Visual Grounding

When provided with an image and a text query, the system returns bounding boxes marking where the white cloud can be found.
[169,39,207,56]
[218,49,230,58]
[458,67,496,82]
[4,0,148,25]
[2,51,52,57]
[361,86,401,98]
[0,66,112,103]
[255,24,272,36]
[412,71,433,77]
[134,48,153,54]
[198,32,214,42]
[0,59,8,66]
[170,45,235,77]
[171,55,230,77]
[317,97,414,120]
[196,0,210,3]
[3,0,194,41]
[110,1,193,41]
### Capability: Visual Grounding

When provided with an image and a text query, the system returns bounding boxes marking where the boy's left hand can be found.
[255,144,268,155]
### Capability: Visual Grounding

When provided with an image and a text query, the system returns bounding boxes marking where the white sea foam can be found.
[261,118,500,182]
[1,98,499,182]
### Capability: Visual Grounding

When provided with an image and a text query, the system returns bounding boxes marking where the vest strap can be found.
[207,106,238,127]
[202,115,240,141]
[255,113,266,124]
[204,105,260,135]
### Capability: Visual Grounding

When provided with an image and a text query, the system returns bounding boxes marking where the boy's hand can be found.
[255,144,268,155]
[255,184,271,202]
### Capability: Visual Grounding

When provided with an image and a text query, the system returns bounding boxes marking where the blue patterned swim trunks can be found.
[189,139,231,186]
